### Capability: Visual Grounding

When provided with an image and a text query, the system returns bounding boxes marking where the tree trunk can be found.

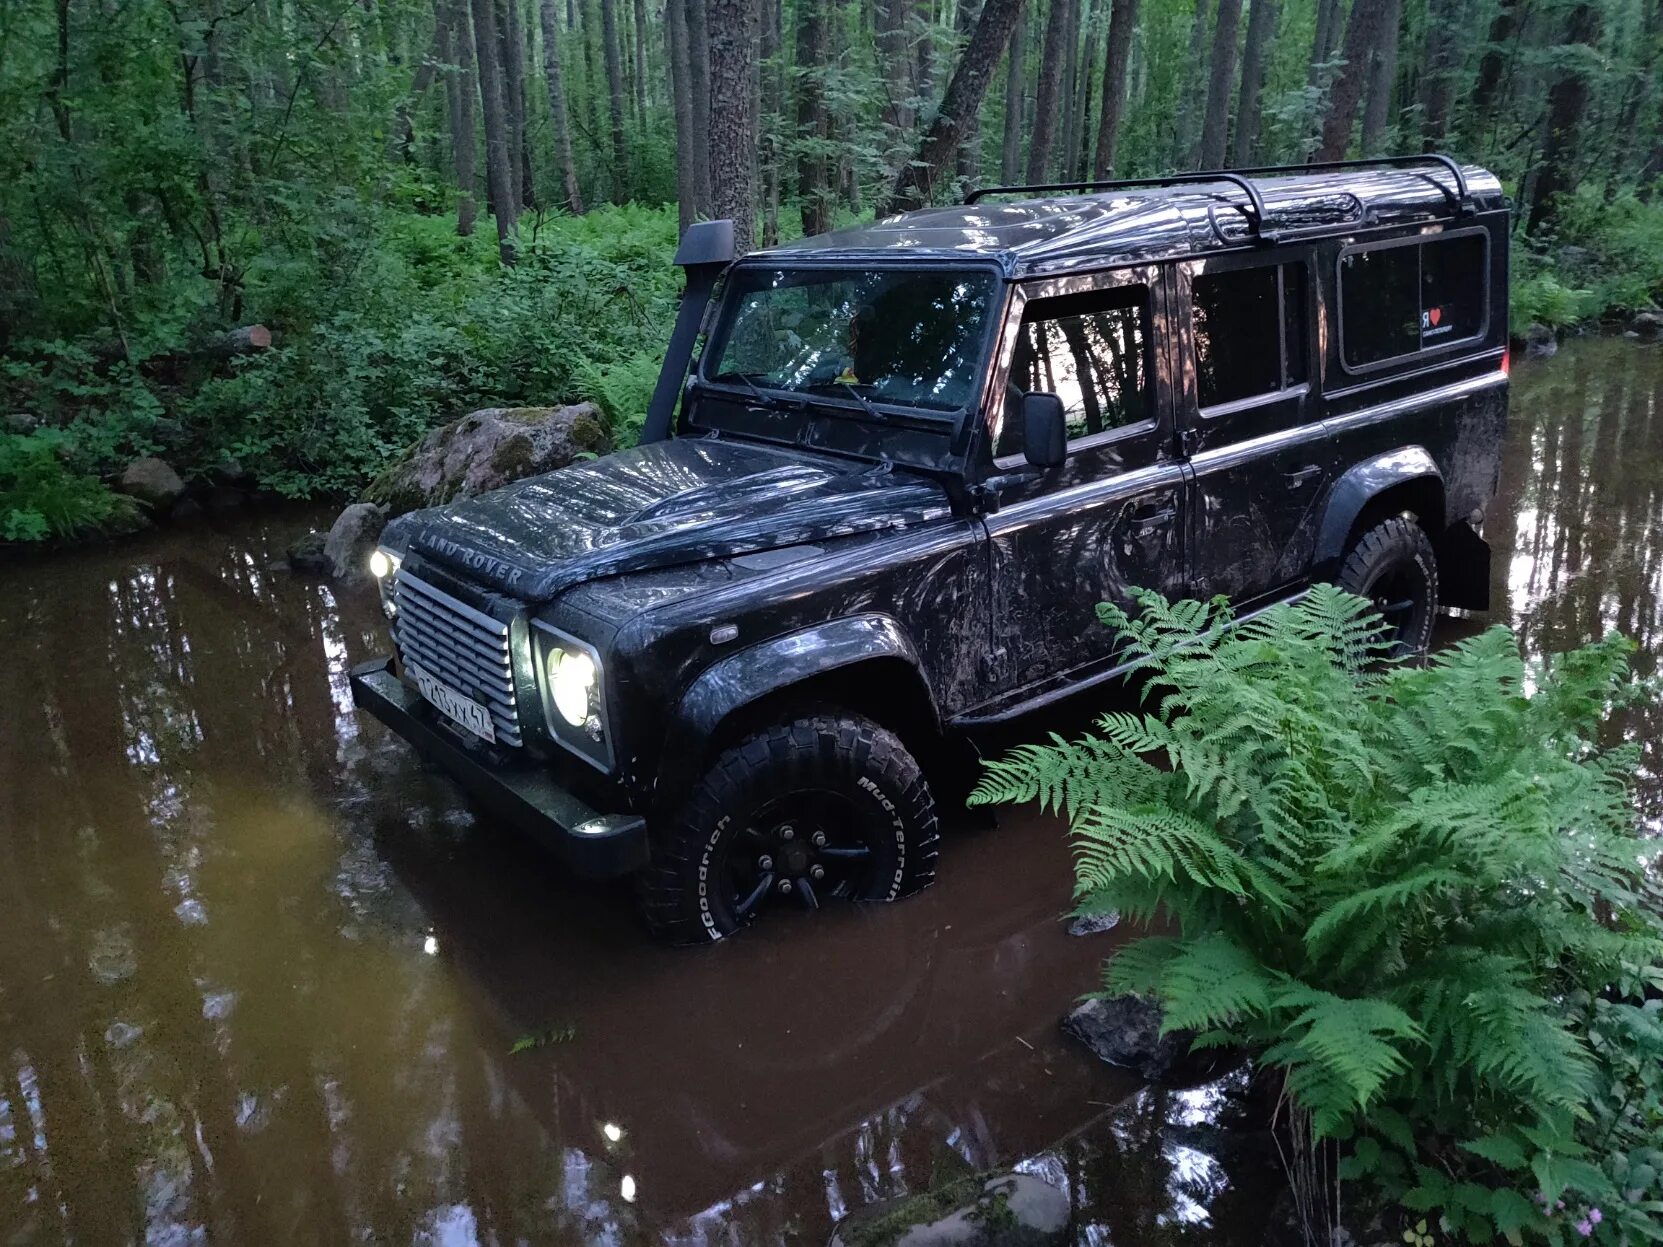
[498,0,528,207]
[441,0,480,235]
[1195,0,1242,167]
[796,0,831,234]
[1091,0,1136,176]
[957,0,989,182]
[1058,0,1083,180]
[880,0,917,150]
[1307,0,1339,90]
[1174,0,1213,161]
[706,0,757,250]
[1468,0,1517,140]
[885,0,1029,213]
[760,0,784,243]
[471,0,520,259]
[600,0,629,197]
[666,0,698,229]
[1000,3,1027,181]
[686,0,714,212]
[538,0,585,211]
[1316,0,1391,161]
[1026,0,1073,182]
[1417,0,1461,150]
[633,0,649,116]
[1358,0,1402,156]
[1528,2,1602,232]
[1230,0,1274,166]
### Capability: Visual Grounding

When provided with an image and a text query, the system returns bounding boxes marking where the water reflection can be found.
[1,337,1660,1244]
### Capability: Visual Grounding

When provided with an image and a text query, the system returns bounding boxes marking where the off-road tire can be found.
[1336,515,1439,659]
[637,714,940,944]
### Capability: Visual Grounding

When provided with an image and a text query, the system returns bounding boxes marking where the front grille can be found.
[393,571,522,746]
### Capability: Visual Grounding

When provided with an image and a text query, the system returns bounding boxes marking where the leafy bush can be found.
[1512,188,1663,333]
[971,588,1663,1244]
[0,431,143,541]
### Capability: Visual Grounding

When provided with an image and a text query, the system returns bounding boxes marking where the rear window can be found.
[1338,232,1487,370]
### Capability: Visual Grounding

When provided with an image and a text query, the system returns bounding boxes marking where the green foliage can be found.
[1513,189,1663,332]
[0,431,143,541]
[971,586,1663,1243]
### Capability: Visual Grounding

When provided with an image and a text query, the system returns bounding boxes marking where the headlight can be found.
[370,547,402,618]
[546,647,597,728]
[369,549,394,579]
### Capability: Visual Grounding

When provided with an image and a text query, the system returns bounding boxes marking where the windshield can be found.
[706,267,999,413]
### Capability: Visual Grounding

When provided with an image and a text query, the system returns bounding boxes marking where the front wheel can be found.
[1336,515,1439,659]
[636,714,940,944]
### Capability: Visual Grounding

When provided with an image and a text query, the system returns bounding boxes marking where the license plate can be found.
[406,662,496,744]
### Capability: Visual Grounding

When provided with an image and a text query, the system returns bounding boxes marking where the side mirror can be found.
[1021,392,1067,469]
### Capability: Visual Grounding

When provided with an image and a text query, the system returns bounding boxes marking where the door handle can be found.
[1284,465,1322,485]
[1126,507,1176,536]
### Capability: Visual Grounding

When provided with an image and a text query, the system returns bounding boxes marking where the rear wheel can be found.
[637,713,940,944]
[1336,515,1439,659]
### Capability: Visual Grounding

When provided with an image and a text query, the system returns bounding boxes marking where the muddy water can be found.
[1,338,1660,1245]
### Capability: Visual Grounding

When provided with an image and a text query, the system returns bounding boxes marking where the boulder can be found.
[287,530,331,575]
[116,457,185,509]
[364,403,611,517]
[1630,310,1663,340]
[3,412,39,435]
[1522,322,1558,360]
[1067,909,1121,937]
[830,1173,1069,1247]
[324,503,389,580]
[1062,995,1238,1086]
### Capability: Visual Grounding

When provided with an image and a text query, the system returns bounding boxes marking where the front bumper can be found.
[349,657,649,879]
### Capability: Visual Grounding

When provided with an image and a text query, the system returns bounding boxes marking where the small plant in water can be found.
[509,1023,577,1054]
[971,586,1663,1244]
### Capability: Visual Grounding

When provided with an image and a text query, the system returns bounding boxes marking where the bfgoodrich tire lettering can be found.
[637,714,939,944]
[1336,515,1439,658]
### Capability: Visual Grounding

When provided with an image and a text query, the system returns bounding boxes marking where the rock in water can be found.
[830,1172,1069,1246]
[1631,310,1663,340]
[324,503,389,580]
[1067,909,1121,937]
[287,531,330,575]
[116,457,185,509]
[364,404,611,516]
[1522,322,1558,360]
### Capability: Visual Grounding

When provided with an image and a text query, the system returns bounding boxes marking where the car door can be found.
[1173,252,1333,605]
[980,267,1188,696]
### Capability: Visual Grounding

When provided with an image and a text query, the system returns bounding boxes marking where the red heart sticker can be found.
[1429,307,1442,326]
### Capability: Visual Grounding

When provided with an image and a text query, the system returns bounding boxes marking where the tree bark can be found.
[957,0,989,182]
[633,0,649,116]
[1091,0,1136,177]
[538,0,585,211]
[706,0,757,250]
[760,0,784,243]
[1174,0,1213,161]
[1316,0,1392,161]
[880,0,917,148]
[1468,0,1517,143]
[441,0,480,235]
[1417,0,1461,150]
[666,0,698,230]
[1026,0,1073,182]
[1358,0,1402,156]
[1528,2,1602,232]
[1000,3,1026,181]
[885,0,1028,213]
[498,0,529,207]
[1195,0,1242,167]
[686,0,714,212]
[1307,0,1339,90]
[600,0,629,197]
[470,0,520,259]
[1231,0,1275,166]
[796,0,831,233]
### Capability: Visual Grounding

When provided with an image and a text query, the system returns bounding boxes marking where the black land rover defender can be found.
[351,155,1509,943]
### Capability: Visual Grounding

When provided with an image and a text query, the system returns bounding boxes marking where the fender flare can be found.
[659,614,937,797]
[1313,447,1445,571]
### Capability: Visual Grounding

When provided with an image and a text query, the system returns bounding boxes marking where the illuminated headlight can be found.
[546,646,598,729]
[370,547,402,618]
[369,549,394,579]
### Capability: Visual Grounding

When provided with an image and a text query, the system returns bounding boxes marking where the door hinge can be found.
[1178,426,1201,458]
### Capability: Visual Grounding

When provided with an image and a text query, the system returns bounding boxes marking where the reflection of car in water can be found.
[371,802,1117,1225]
[351,155,1509,943]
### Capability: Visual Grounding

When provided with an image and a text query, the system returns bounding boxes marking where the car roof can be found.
[748,162,1506,278]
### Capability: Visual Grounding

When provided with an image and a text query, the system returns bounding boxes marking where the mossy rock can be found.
[831,1172,1068,1247]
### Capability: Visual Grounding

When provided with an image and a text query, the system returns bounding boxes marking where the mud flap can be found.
[1436,520,1491,612]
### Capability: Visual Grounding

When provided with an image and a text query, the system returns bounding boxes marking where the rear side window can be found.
[1192,263,1308,407]
[1338,232,1487,369]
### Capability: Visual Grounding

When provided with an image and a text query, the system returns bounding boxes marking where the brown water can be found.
[1,337,1660,1245]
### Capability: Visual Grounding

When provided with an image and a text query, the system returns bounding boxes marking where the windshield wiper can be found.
[712,371,795,411]
[805,380,883,422]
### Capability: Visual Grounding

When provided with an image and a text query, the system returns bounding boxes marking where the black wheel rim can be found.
[717,788,887,924]
[1366,562,1427,653]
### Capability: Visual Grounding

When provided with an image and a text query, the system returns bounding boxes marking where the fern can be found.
[974,588,1663,1243]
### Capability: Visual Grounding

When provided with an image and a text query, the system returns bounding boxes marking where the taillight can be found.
[1501,345,1511,376]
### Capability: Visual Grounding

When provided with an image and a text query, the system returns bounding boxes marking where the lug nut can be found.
[811,831,827,848]
[778,879,793,894]
[757,855,773,871]
[779,826,795,841]
[810,864,825,880]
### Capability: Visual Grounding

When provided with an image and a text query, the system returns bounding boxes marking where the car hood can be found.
[399,437,953,602]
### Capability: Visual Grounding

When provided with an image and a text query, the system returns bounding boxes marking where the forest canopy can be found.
[1,0,1661,539]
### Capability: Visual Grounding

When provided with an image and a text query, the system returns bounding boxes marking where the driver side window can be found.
[996,285,1152,460]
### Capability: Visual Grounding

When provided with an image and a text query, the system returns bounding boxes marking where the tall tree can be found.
[1174,0,1214,159]
[1026,0,1074,181]
[498,0,529,206]
[1316,0,1393,160]
[796,0,831,234]
[1417,0,1462,150]
[685,0,714,204]
[537,0,585,211]
[759,0,785,242]
[441,0,480,235]
[1308,0,1340,91]
[1358,0,1403,156]
[666,0,699,229]
[706,0,758,249]
[880,0,917,158]
[1529,2,1603,231]
[885,0,1029,212]
[1231,0,1276,166]
[1091,0,1137,177]
[1195,0,1242,167]
[633,0,649,117]
[1468,0,1518,145]
[600,0,630,197]
[470,0,519,259]
[1000,4,1027,182]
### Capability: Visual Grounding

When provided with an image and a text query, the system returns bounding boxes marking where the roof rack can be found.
[963,153,1474,243]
